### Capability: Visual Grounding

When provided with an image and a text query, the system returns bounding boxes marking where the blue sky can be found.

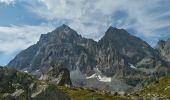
[0,0,170,66]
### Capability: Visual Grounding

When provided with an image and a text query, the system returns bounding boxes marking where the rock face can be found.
[156,39,170,61]
[8,24,168,90]
[40,64,72,86]
[0,67,70,100]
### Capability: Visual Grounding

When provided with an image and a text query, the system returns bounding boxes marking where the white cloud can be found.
[0,24,54,54]
[0,0,15,5]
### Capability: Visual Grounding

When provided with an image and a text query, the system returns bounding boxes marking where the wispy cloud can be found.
[0,24,54,53]
[27,0,170,46]
[0,24,54,65]
[0,0,15,5]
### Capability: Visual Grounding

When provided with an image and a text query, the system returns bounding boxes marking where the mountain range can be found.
[8,24,170,92]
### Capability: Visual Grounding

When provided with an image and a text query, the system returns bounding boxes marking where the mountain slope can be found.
[138,76,170,99]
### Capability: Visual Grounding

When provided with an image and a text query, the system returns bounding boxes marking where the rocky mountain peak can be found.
[53,24,73,34]
[100,26,133,47]
[39,24,81,44]
[99,26,150,49]
[107,26,118,31]
[104,26,129,37]
[61,24,70,28]
[156,40,166,50]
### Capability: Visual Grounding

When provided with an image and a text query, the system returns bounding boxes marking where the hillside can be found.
[139,76,170,99]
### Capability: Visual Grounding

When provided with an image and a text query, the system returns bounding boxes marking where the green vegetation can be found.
[32,85,69,100]
[60,86,129,100]
[139,76,170,99]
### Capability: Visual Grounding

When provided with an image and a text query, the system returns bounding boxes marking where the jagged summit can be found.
[105,26,129,36]
[39,24,81,44]
[107,26,118,30]
[61,24,70,28]
[100,26,133,46]
[53,24,72,32]
[53,24,77,35]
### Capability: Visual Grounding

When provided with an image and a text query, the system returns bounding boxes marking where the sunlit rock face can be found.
[8,25,169,91]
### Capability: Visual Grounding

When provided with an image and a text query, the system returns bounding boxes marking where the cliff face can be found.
[8,25,168,89]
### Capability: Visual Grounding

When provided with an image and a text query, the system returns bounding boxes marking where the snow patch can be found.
[86,74,111,82]
[36,70,39,72]
[86,66,112,82]
[97,75,112,82]
[128,63,137,69]
[86,74,96,79]
[24,70,28,73]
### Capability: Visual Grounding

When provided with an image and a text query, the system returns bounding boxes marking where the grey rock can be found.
[40,64,72,86]
[156,39,170,61]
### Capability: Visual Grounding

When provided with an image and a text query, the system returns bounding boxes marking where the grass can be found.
[59,86,130,100]
[139,76,170,99]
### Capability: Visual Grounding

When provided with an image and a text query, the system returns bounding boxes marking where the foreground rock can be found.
[0,67,70,100]
[40,64,72,86]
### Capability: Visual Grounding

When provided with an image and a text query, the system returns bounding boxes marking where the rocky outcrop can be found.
[156,39,170,61]
[40,64,72,86]
[0,67,70,100]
